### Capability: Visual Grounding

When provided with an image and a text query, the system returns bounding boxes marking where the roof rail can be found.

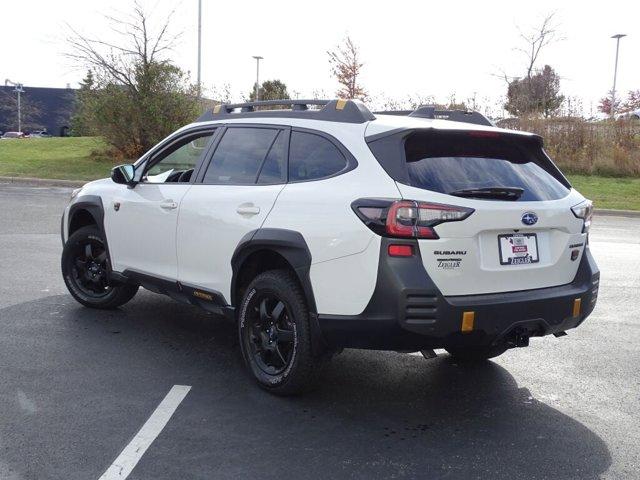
[196,99,376,124]
[374,105,493,127]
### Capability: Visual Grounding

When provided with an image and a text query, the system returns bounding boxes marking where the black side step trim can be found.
[121,269,234,319]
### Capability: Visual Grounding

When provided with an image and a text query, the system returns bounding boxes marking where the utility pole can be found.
[252,56,263,101]
[197,0,202,98]
[610,34,627,118]
[5,79,24,132]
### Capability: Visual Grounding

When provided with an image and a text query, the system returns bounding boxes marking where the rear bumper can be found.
[318,238,599,350]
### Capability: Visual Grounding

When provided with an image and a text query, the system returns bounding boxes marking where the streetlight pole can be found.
[5,79,24,132]
[610,33,627,118]
[197,0,202,98]
[252,56,263,101]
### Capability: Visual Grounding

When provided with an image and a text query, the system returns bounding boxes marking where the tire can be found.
[61,225,138,309]
[445,344,509,362]
[238,269,325,395]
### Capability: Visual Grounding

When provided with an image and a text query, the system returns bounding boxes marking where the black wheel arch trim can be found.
[231,228,327,355]
[65,195,114,273]
[231,228,316,311]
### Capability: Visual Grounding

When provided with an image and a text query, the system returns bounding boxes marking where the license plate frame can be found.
[498,233,539,265]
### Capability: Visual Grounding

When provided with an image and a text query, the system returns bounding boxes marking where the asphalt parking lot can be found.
[1,183,639,480]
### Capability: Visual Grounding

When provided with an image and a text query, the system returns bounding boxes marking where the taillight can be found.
[571,200,593,234]
[352,199,474,239]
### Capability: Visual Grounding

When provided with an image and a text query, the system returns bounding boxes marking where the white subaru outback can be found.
[61,99,599,395]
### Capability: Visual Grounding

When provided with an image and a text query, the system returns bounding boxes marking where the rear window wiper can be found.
[448,186,524,200]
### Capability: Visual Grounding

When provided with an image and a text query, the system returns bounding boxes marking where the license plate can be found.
[498,233,539,265]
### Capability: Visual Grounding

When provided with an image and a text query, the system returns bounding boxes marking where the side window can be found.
[257,131,287,184]
[203,127,280,184]
[289,131,348,182]
[144,130,215,183]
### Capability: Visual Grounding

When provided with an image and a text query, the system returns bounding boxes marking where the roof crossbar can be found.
[374,105,493,127]
[196,99,376,124]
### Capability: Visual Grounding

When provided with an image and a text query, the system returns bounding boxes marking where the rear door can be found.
[377,129,588,296]
[177,125,288,300]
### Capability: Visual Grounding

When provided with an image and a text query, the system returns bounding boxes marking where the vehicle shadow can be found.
[0,292,612,480]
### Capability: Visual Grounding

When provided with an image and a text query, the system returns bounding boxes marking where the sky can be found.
[1,0,639,116]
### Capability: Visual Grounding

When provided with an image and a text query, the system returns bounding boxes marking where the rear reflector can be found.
[461,311,475,333]
[573,298,582,317]
[388,244,414,257]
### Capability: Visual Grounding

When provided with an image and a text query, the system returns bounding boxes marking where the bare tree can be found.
[327,36,367,100]
[497,13,564,118]
[66,2,181,90]
[493,13,561,86]
[516,12,561,81]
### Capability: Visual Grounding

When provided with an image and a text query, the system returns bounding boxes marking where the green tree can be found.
[70,70,96,136]
[248,79,290,102]
[67,5,199,157]
[505,65,564,117]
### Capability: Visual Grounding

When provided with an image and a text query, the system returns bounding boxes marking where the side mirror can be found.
[111,164,136,185]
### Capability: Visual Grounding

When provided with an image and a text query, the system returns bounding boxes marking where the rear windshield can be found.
[371,130,570,201]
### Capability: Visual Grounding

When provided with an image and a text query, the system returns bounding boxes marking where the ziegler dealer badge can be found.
[434,250,466,270]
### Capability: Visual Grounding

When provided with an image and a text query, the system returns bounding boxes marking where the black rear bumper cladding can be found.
[318,238,599,350]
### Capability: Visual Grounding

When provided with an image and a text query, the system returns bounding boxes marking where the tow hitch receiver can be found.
[506,327,531,348]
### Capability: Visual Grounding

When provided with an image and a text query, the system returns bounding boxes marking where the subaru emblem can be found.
[521,212,538,226]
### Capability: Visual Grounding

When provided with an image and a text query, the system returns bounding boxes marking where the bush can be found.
[498,117,640,176]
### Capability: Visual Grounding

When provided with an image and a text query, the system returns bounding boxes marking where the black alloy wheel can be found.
[243,293,296,376]
[61,225,138,309]
[238,270,327,395]
[69,236,111,297]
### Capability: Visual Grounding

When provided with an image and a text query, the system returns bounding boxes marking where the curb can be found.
[595,208,640,218]
[0,176,87,188]
[1,175,639,218]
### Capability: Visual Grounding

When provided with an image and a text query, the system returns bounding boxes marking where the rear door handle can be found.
[236,204,260,216]
[160,200,178,210]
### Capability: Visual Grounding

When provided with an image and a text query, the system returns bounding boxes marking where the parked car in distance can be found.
[29,130,52,138]
[1,131,25,139]
[616,109,640,121]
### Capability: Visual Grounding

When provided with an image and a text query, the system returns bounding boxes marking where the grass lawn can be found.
[1,137,638,210]
[567,175,640,211]
[0,137,118,181]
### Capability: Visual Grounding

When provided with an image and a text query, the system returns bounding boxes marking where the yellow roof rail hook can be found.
[336,99,347,110]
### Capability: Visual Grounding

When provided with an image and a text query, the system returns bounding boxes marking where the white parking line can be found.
[98,385,192,480]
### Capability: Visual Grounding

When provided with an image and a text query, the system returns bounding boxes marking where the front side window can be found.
[203,127,283,184]
[144,130,214,183]
[289,131,348,182]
